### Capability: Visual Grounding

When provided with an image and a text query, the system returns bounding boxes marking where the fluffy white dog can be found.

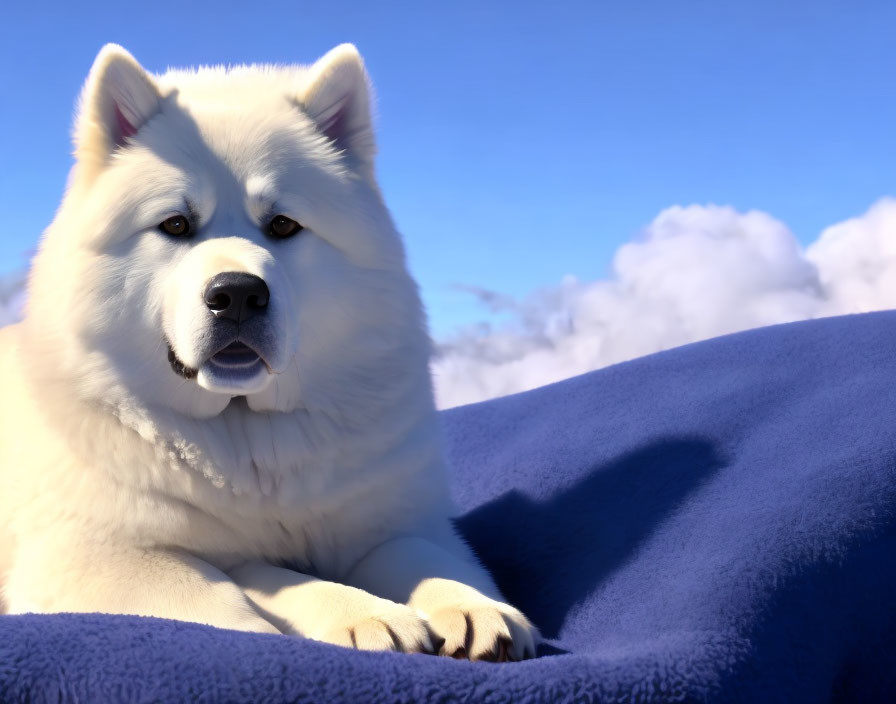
[0,44,537,661]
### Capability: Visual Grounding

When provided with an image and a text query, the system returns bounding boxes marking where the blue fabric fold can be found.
[3,312,895,703]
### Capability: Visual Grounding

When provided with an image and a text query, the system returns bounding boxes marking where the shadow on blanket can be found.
[458,438,726,639]
[2,311,896,703]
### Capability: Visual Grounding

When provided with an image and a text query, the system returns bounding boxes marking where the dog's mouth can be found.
[209,341,263,370]
[167,338,274,394]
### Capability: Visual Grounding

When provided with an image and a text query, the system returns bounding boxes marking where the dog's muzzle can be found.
[167,271,278,392]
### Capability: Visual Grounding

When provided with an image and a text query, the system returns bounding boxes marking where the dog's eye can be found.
[268,215,303,239]
[159,215,191,237]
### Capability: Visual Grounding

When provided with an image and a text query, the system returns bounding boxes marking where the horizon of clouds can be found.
[432,197,896,408]
[0,269,26,328]
[2,197,895,408]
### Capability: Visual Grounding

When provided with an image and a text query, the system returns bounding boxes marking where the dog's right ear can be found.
[74,44,161,169]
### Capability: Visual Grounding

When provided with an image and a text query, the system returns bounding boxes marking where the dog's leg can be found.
[229,561,434,653]
[345,533,539,661]
[5,540,280,634]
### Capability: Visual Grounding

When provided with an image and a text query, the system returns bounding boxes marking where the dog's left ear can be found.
[300,44,375,169]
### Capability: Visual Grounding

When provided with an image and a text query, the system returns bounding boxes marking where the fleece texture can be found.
[2,312,895,703]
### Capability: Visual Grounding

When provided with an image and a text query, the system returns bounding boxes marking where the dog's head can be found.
[26,45,430,420]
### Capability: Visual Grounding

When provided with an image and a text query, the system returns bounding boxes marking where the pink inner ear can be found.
[113,103,138,145]
[316,95,351,146]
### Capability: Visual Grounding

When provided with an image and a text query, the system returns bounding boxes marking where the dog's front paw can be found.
[318,600,435,654]
[428,599,538,662]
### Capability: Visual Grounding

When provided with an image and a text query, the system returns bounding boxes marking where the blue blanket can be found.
[2,312,895,703]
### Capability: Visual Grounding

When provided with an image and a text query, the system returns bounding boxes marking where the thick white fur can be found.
[0,44,537,660]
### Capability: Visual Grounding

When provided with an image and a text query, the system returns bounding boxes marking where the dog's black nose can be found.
[204,272,270,323]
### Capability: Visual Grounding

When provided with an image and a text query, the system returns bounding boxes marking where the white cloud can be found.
[0,269,26,328]
[432,198,896,408]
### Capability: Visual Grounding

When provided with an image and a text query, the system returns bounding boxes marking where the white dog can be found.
[0,44,537,661]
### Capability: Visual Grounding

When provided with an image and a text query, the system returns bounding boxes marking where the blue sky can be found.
[1,1,894,336]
